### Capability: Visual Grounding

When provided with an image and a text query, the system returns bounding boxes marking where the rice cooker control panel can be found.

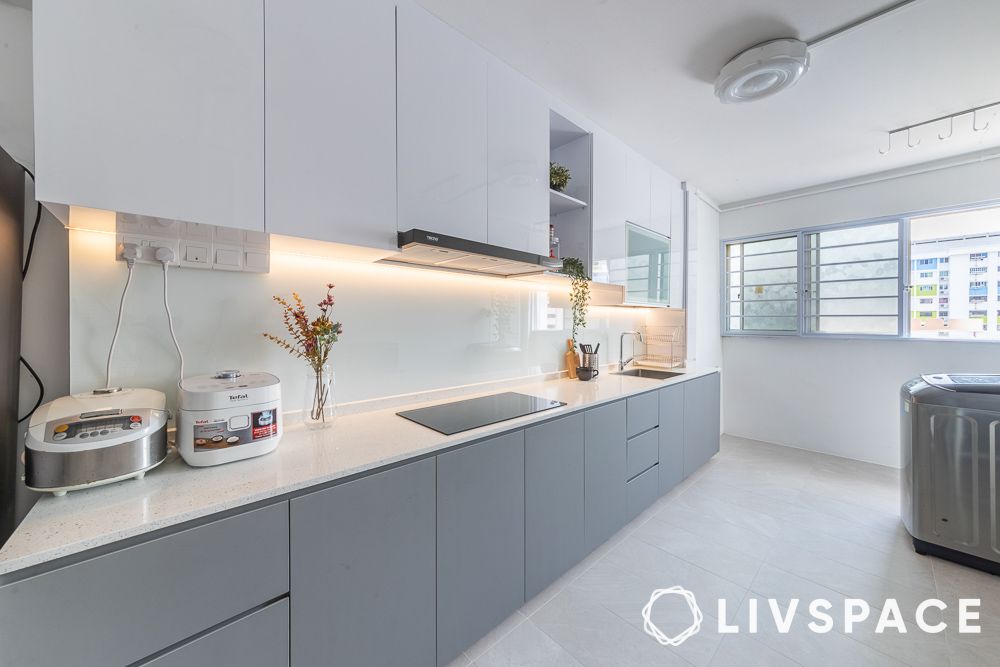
[44,408,157,444]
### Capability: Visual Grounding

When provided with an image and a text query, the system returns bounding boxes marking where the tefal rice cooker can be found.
[177,370,282,466]
[24,388,169,496]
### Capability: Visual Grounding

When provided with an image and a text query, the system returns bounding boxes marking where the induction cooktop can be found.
[397,392,565,435]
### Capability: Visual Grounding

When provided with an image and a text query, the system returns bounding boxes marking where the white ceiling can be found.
[417,0,1000,206]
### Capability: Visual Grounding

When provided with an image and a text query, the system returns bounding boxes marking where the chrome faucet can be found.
[619,331,643,371]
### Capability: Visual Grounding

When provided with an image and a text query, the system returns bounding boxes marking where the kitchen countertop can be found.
[0,366,717,577]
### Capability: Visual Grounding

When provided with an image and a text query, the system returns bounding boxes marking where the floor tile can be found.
[473,620,583,667]
[709,633,800,667]
[531,587,689,666]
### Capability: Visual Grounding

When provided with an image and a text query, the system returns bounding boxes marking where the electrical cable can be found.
[17,164,46,420]
[21,195,42,280]
[105,260,136,390]
[161,262,186,383]
[16,356,43,423]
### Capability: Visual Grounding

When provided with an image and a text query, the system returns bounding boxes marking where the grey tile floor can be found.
[448,435,1000,666]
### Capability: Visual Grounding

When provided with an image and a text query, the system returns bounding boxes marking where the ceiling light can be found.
[714,39,810,104]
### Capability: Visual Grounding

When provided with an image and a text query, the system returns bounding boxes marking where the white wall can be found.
[68,225,647,412]
[720,156,1000,467]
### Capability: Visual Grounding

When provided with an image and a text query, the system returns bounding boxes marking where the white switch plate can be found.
[116,213,269,273]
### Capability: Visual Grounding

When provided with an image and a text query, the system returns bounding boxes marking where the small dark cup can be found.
[576,367,599,381]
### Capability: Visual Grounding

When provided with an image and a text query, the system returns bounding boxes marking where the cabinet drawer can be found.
[626,464,659,520]
[0,502,289,667]
[626,391,659,438]
[146,599,289,667]
[626,428,659,480]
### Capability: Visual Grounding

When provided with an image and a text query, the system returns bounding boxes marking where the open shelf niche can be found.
[548,110,593,274]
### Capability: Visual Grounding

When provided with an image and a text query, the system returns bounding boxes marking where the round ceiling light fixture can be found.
[714,38,810,104]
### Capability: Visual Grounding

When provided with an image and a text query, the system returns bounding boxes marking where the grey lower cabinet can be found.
[584,400,627,552]
[0,503,289,667]
[626,390,659,438]
[658,383,685,494]
[0,374,723,667]
[684,372,722,476]
[289,458,436,667]
[437,431,526,666]
[145,599,289,667]
[626,464,660,520]
[524,414,585,600]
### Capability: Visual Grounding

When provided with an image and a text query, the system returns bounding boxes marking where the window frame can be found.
[722,231,801,337]
[721,198,1000,342]
[721,216,906,339]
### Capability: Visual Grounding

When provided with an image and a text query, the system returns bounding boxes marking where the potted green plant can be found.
[561,257,590,343]
[550,162,571,192]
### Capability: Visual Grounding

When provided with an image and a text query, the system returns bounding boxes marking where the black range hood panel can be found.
[388,229,562,277]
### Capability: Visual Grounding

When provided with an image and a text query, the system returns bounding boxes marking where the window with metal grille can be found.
[970,266,988,275]
[724,235,798,333]
[804,221,900,335]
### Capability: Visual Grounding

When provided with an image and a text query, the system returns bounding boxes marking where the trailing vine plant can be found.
[561,257,590,343]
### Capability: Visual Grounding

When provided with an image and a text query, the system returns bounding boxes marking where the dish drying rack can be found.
[635,325,685,369]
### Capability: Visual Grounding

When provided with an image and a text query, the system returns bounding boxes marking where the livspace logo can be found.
[642,589,982,647]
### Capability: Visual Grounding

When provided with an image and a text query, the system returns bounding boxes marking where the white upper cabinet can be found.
[591,131,628,282]
[486,59,549,256]
[397,3,488,242]
[33,0,264,231]
[625,150,652,230]
[265,0,396,249]
[650,166,677,240]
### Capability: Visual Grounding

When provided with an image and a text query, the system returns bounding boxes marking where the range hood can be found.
[384,229,562,277]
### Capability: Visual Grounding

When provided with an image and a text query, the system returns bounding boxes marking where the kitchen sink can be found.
[615,368,683,380]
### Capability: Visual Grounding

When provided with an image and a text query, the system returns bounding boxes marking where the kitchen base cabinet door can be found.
[0,503,289,667]
[525,414,585,600]
[658,383,685,494]
[584,401,627,552]
[626,464,660,520]
[684,373,721,477]
[290,459,436,667]
[437,431,525,666]
[146,599,289,667]
[626,391,659,439]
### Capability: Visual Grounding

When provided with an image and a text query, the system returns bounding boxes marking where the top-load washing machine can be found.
[901,373,1000,574]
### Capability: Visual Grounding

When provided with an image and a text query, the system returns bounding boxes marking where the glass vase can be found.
[303,365,335,429]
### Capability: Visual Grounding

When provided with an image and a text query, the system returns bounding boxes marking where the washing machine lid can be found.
[921,374,1000,394]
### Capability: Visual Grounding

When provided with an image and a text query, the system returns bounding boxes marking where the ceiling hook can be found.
[973,108,991,132]
[906,127,921,148]
[878,132,892,155]
[938,117,954,140]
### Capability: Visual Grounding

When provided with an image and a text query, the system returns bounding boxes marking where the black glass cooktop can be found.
[397,392,565,435]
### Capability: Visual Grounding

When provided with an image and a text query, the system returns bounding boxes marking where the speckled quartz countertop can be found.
[0,366,717,577]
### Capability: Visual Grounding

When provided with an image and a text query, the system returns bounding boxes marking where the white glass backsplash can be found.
[69,229,647,411]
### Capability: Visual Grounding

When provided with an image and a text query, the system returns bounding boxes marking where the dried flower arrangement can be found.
[264,284,343,425]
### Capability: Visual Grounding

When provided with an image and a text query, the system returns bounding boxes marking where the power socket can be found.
[117,236,180,266]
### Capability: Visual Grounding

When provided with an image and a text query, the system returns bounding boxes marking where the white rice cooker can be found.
[176,370,282,467]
